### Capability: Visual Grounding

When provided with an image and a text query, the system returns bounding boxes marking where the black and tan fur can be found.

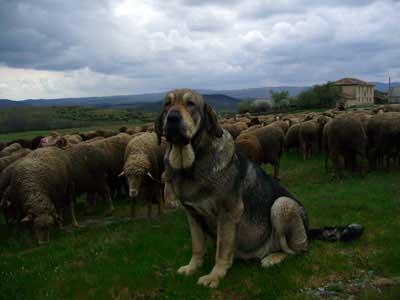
[155,89,309,288]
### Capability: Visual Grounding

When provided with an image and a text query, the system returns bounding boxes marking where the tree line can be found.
[237,82,342,114]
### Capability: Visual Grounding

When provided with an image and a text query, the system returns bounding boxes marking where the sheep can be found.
[366,112,400,169]
[236,123,285,179]
[285,123,301,152]
[40,133,83,148]
[79,131,99,141]
[0,148,31,173]
[323,114,367,177]
[0,143,22,158]
[0,147,75,244]
[120,132,167,219]
[298,116,330,160]
[96,129,118,138]
[221,122,248,139]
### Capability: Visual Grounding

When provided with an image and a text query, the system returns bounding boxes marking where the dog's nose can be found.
[167,111,182,124]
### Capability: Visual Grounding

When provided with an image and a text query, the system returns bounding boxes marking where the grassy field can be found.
[1,150,400,300]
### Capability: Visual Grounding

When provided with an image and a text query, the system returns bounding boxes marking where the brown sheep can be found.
[96,129,118,138]
[79,131,99,141]
[366,112,400,169]
[285,123,301,152]
[0,143,22,157]
[272,120,289,134]
[0,147,75,244]
[222,122,248,139]
[40,133,83,148]
[323,115,367,178]
[298,116,330,160]
[236,124,285,179]
[120,132,167,218]
[0,149,31,173]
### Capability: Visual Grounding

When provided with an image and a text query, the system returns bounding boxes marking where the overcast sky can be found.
[0,0,399,100]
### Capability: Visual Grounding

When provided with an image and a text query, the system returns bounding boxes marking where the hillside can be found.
[1,82,398,111]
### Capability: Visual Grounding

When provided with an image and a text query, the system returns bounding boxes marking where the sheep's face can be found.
[155,89,223,146]
[126,173,143,199]
[126,170,157,199]
[39,134,67,148]
[33,214,54,245]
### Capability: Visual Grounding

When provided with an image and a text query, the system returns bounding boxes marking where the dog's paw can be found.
[197,274,220,288]
[177,264,197,276]
[261,253,287,268]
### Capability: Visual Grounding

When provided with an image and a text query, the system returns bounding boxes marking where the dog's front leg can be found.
[197,199,243,288]
[177,212,206,276]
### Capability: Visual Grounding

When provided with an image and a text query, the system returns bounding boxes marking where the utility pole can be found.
[388,76,391,103]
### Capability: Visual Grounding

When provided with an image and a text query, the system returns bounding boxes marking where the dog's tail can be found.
[308,224,364,242]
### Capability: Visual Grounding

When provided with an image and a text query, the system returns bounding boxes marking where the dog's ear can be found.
[155,110,165,145]
[204,103,223,138]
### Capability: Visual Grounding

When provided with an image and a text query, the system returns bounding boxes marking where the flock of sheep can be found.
[0,103,399,244]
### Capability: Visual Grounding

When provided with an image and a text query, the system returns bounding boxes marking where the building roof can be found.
[335,78,374,87]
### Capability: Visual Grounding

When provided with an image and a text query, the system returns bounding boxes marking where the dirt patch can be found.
[303,270,400,299]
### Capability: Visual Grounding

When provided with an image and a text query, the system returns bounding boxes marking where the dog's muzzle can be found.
[165,111,190,145]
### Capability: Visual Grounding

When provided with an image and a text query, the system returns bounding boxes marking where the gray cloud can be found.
[0,0,399,99]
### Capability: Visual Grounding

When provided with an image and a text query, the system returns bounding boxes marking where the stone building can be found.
[388,86,400,103]
[335,78,374,108]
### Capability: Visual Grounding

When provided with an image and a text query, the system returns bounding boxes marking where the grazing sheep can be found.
[0,149,31,173]
[0,147,75,244]
[285,123,301,152]
[298,116,330,160]
[366,112,400,169]
[236,124,285,179]
[120,132,167,218]
[323,115,367,177]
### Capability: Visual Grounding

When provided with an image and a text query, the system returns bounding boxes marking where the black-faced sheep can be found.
[120,132,167,219]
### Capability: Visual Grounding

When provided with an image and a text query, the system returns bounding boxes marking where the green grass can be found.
[1,152,400,300]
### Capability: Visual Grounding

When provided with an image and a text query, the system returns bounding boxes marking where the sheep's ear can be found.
[204,103,223,138]
[21,215,33,223]
[118,171,125,178]
[146,171,155,181]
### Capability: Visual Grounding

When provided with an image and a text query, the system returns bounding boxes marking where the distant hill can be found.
[1,82,398,111]
[372,82,400,92]
[106,94,241,112]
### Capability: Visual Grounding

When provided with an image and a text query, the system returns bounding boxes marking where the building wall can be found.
[340,85,374,106]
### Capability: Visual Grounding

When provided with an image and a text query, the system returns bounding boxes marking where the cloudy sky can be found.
[0,0,399,100]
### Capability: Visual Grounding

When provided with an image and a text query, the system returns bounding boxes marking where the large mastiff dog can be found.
[155,89,309,288]
[155,89,362,287]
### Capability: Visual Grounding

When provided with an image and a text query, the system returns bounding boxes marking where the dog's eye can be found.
[187,100,195,107]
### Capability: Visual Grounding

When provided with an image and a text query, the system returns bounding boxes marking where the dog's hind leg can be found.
[262,197,308,268]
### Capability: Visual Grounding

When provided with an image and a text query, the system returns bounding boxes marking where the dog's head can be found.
[155,89,223,145]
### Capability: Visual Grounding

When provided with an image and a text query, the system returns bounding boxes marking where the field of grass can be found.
[1,150,400,300]
[0,106,156,137]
